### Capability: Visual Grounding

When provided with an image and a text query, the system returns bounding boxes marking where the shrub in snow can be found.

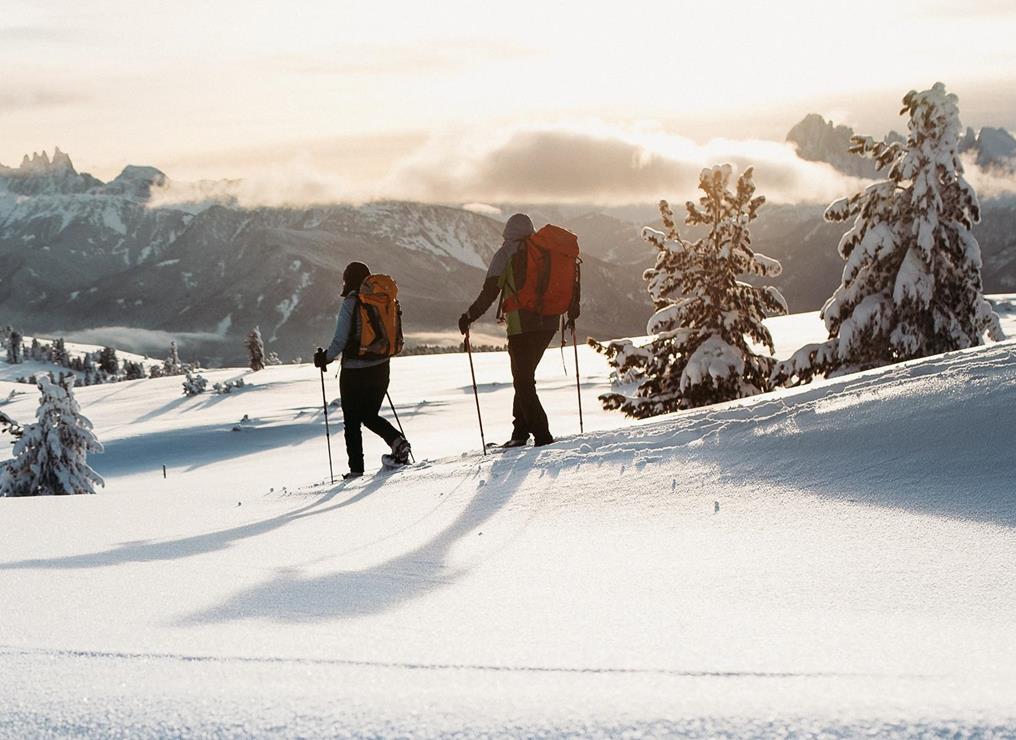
[182,372,208,396]
[266,351,282,366]
[0,410,22,441]
[0,375,103,497]
[590,165,788,417]
[773,83,1005,386]
[246,327,266,371]
[212,378,246,394]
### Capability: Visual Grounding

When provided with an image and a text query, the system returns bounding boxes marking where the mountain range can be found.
[2,116,1015,364]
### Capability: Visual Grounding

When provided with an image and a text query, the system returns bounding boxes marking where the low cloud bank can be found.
[385,124,872,205]
[63,326,225,355]
[145,123,1016,210]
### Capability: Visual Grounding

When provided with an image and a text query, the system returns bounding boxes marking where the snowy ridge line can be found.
[0,646,923,679]
[454,340,1016,469]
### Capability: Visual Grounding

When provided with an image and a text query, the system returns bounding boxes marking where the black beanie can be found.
[341,261,371,296]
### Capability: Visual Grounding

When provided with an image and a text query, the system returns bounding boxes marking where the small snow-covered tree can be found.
[591,165,788,417]
[6,331,23,364]
[29,338,42,362]
[49,338,71,367]
[97,346,119,375]
[246,326,266,371]
[0,375,103,497]
[182,371,207,396]
[774,83,1005,385]
[265,351,282,366]
[163,341,182,376]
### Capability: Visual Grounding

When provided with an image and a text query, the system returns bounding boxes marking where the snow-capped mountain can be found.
[0,151,649,364]
[787,114,1016,175]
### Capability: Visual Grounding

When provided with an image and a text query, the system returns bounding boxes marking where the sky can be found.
[3,0,1016,204]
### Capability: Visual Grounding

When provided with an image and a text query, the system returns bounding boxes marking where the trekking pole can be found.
[385,391,416,463]
[465,328,487,455]
[318,364,335,485]
[571,322,584,434]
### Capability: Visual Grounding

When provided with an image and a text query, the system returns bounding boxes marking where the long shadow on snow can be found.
[177,451,537,624]
[0,475,389,571]
[688,355,1016,529]
[93,421,326,477]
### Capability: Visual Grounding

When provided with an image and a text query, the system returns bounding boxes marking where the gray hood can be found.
[502,213,535,245]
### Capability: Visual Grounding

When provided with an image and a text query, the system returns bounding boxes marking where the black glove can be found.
[313,347,328,369]
[458,313,471,336]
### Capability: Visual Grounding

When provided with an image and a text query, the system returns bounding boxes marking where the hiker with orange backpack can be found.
[458,213,580,449]
[314,261,411,478]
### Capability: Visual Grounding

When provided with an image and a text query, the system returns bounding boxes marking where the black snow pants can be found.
[339,361,400,473]
[507,329,556,444]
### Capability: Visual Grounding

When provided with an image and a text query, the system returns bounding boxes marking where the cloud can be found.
[0,88,87,111]
[385,124,871,206]
[147,160,364,210]
[460,202,503,217]
[961,154,1016,198]
[61,326,226,354]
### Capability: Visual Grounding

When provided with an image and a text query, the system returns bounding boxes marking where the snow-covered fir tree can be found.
[49,338,70,367]
[181,371,207,396]
[5,330,23,364]
[0,375,104,497]
[590,165,788,417]
[163,341,183,376]
[97,346,119,375]
[773,83,1005,385]
[246,327,266,371]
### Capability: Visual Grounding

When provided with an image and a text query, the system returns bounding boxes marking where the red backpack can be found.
[501,225,581,317]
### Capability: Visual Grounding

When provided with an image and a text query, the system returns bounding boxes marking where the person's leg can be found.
[507,338,530,441]
[358,362,401,447]
[509,330,556,444]
[339,368,365,473]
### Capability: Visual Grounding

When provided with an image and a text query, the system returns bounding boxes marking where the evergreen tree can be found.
[0,375,104,497]
[50,338,70,367]
[29,338,42,362]
[265,351,282,366]
[122,360,145,380]
[591,165,787,417]
[97,346,119,375]
[5,331,23,364]
[774,83,1005,385]
[246,326,266,371]
[163,341,182,376]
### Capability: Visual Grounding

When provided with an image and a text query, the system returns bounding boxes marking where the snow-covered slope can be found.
[1,311,1014,735]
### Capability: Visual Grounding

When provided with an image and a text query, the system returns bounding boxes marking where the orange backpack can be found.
[354,274,404,359]
[501,225,581,317]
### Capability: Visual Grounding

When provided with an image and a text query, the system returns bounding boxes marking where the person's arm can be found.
[324,296,356,362]
[464,244,512,322]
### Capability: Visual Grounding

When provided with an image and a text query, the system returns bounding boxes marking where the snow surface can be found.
[1,308,1016,736]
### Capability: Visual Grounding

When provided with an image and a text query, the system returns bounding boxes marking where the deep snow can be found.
[1,305,1015,737]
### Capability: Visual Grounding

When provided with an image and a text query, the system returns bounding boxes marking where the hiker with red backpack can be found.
[314,261,411,478]
[458,213,580,449]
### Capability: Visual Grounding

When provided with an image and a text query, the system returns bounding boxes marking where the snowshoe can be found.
[391,436,413,464]
[381,453,409,470]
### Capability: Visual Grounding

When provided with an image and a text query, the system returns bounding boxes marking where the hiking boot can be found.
[342,470,363,480]
[533,436,555,447]
[391,436,412,465]
[500,437,528,449]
